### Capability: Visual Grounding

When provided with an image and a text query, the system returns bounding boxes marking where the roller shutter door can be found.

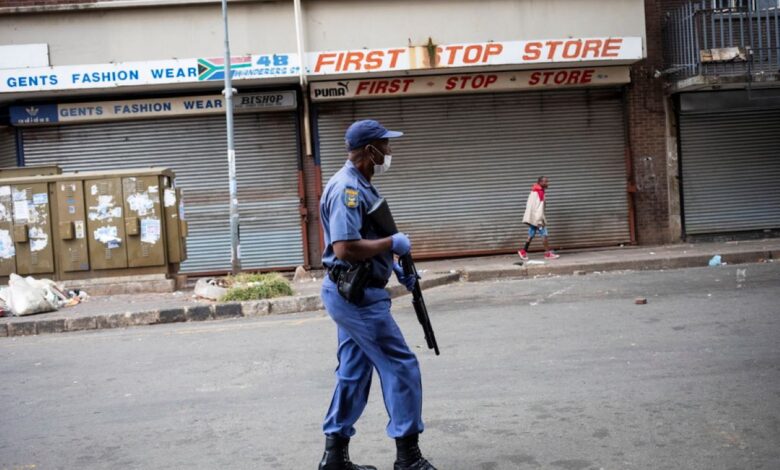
[316,89,630,256]
[679,108,780,235]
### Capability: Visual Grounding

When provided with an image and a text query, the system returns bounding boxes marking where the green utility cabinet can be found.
[0,167,187,282]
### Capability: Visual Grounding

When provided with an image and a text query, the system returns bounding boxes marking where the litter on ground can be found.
[0,274,87,316]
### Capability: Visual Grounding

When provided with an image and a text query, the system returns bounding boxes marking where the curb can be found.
[461,249,774,281]
[0,272,462,338]
[0,249,773,338]
[546,250,774,276]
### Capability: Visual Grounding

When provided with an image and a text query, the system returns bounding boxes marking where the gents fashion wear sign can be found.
[10,91,297,126]
[1,37,642,93]
[1,54,301,93]
[310,67,631,101]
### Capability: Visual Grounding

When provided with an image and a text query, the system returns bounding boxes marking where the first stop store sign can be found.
[310,67,631,101]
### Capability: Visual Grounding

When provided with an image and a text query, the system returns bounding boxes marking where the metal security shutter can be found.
[0,127,16,168]
[21,113,303,272]
[315,90,630,256]
[679,108,780,235]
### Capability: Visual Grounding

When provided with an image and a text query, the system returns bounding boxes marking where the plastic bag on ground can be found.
[6,273,59,316]
[194,277,228,300]
[0,294,8,317]
[25,276,68,307]
[0,287,9,306]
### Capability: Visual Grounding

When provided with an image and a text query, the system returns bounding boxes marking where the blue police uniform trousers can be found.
[321,277,424,439]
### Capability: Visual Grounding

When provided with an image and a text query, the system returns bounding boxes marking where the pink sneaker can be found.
[517,249,529,261]
[544,251,560,260]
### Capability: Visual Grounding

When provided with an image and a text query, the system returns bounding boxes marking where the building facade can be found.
[661,0,780,240]
[1,0,685,273]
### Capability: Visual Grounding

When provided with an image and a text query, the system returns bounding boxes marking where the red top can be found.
[531,183,545,202]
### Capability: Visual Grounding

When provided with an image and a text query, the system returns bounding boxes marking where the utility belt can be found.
[327,263,387,304]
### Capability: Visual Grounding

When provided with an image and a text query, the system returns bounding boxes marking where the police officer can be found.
[318,120,437,470]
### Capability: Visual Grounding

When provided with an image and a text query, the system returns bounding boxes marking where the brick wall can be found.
[626,0,687,244]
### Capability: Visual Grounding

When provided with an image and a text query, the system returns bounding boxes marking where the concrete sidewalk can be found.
[1,238,777,338]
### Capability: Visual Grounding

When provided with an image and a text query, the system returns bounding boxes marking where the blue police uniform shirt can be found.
[320,160,393,282]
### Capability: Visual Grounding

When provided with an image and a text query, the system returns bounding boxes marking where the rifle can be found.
[367,198,440,356]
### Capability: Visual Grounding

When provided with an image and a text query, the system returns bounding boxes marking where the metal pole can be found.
[293,0,313,158]
[221,0,241,274]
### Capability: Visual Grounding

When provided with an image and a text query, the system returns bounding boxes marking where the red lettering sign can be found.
[523,42,543,61]
[355,78,415,95]
[311,67,630,101]
[602,38,623,57]
[522,38,626,62]
[314,49,406,73]
[562,40,583,59]
[436,43,505,66]
[444,74,499,90]
[528,69,596,86]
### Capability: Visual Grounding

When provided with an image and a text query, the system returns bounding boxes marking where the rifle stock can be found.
[367,198,440,356]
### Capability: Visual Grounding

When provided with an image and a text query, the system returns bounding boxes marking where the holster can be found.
[331,261,372,304]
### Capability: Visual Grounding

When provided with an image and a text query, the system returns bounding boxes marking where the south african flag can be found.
[198,56,252,81]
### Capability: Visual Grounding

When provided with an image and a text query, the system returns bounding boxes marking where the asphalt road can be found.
[1,264,779,470]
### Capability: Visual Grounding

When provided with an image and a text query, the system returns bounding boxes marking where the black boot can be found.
[394,434,437,470]
[318,434,377,470]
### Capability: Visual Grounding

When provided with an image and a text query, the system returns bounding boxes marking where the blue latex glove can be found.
[393,262,418,291]
[390,232,411,256]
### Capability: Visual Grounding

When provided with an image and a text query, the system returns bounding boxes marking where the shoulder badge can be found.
[344,187,359,208]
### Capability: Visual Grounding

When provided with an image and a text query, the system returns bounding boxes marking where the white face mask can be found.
[369,146,392,176]
[374,154,392,175]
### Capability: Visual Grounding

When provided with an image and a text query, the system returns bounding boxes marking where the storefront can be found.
[677,89,780,237]
[1,34,646,266]
[9,91,306,273]
[311,67,634,257]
